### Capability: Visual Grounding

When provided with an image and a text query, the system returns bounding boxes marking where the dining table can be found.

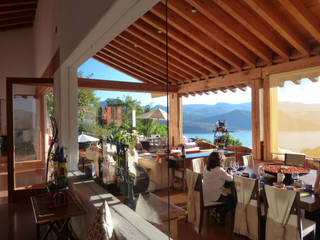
[239,163,320,212]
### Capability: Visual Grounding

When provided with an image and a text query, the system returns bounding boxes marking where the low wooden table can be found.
[135,192,187,239]
[31,191,86,240]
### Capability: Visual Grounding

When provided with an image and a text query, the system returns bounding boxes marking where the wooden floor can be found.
[156,189,248,240]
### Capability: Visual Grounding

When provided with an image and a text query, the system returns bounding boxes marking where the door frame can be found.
[6,77,53,203]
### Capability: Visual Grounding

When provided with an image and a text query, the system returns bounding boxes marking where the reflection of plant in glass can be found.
[123,129,139,150]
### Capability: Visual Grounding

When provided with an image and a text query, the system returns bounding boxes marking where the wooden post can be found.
[251,78,262,160]
[263,77,271,161]
[263,75,279,161]
[168,93,182,146]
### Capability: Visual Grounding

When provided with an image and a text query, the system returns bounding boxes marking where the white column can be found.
[54,66,78,171]
[132,109,136,128]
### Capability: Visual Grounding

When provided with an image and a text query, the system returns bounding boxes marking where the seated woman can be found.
[203,152,234,223]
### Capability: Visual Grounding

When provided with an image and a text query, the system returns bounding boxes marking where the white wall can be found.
[33,0,115,76]
[33,0,55,77]
[0,28,34,135]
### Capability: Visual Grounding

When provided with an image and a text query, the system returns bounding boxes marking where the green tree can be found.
[46,71,101,135]
[215,134,243,146]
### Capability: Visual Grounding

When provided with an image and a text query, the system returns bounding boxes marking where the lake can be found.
[184,131,252,148]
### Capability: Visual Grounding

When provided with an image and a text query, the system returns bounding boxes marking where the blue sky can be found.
[78,58,168,106]
[78,58,252,106]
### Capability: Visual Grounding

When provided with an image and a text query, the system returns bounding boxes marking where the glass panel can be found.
[13,85,45,189]
[275,77,320,160]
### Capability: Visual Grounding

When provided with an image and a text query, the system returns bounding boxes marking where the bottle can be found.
[181,145,186,157]
[277,166,285,183]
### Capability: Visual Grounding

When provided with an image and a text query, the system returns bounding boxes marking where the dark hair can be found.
[206,152,221,171]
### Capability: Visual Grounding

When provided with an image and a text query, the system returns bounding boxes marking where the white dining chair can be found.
[285,153,306,168]
[233,175,262,240]
[223,156,236,168]
[264,185,316,240]
[192,158,204,174]
[243,154,254,168]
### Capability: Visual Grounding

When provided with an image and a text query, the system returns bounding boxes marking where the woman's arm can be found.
[220,167,233,182]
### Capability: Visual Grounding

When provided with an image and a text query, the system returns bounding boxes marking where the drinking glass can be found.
[258,165,265,180]
[291,172,299,181]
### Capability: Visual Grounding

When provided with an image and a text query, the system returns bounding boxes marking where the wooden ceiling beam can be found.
[135,18,220,75]
[211,89,218,94]
[119,32,194,80]
[188,0,272,63]
[291,79,301,85]
[151,3,243,70]
[0,16,33,27]
[262,55,320,77]
[213,0,290,60]
[0,22,32,31]
[244,0,309,56]
[178,69,261,94]
[102,45,179,84]
[0,10,35,21]
[123,28,201,79]
[126,26,206,78]
[0,6,36,15]
[0,1,37,8]
[94,54,162,85]
[278,0,320,43]
[228,86,237,92]
[78,78,177,93]
[140,13,229,72]
[179,93,188,97]
[109,40,184,83]
[114,36,189,80]
[98,50,166,85]
[236,84,247,91]
[165,0,257,67]
[219,88,228,93]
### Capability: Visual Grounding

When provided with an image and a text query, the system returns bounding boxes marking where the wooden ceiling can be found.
[94,0,320,95]
[0,0,38,32]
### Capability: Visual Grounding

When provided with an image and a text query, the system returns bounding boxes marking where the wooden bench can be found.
[68,171,170,240]
[135,192,187,239]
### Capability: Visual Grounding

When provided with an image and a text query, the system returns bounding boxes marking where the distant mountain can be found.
[183,109,252,133]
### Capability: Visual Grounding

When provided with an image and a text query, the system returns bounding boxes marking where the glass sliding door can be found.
[7,78,53,202]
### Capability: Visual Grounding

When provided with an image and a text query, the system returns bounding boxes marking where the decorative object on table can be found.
[213,120,230,148]
[48,146,69,208]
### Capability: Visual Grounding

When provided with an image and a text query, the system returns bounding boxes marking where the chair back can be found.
[233,175,258,238]
[285,153,306,168]
[264,185,301,240]
[243,155,254,168]
[223,156,236,168]
[186,169,201,231]
[192,158,204,174]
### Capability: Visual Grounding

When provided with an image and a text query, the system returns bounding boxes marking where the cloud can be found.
[278,78,320,104]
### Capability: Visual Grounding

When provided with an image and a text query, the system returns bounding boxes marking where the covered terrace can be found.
[1,0,320,239]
